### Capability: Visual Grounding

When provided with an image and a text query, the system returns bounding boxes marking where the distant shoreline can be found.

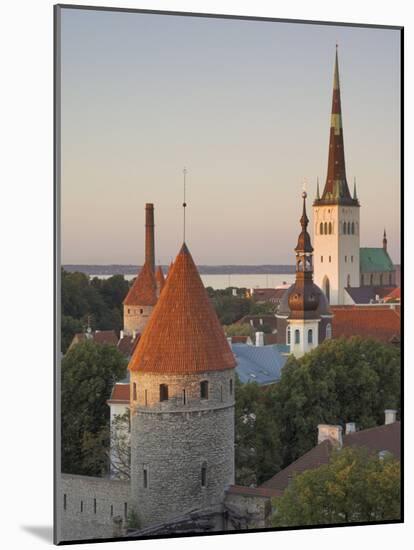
[63,264,296,276]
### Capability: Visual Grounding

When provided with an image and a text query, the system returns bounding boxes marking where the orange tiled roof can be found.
[107,383,130,404]
[155,265,165,292]
[129,243,236,374]
[331,306,401,344]
[123,263,157,306]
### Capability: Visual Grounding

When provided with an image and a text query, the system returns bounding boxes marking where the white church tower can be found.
[313,47,360,305]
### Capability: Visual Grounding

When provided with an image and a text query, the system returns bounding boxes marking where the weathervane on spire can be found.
[183,167,187,242]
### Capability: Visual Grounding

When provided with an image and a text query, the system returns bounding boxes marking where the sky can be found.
[60,8,401,265]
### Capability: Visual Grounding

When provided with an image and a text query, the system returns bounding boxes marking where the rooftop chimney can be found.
[317,424,343,447]
[384,409,397,425]
[145,203,155,273]
[256,331,264,347]
[345,422,356,435]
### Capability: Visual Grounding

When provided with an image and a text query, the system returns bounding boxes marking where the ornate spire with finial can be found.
[316,177,320,200]
[182,167,187,243]
[288,190,320,317]
[383,228,387,252]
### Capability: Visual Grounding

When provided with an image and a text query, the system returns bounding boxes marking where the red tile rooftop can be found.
[129,243,236,374]
[331,306,400,344]
[123,262,157,306]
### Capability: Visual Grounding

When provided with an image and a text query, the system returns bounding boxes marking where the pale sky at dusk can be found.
[60,8,401,265]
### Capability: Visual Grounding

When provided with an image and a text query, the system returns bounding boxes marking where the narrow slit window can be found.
[80,500,83,513]
[63,494,67,511]
[200,380,209,400]
[229,378,233,396]
[110,505,113,517]
[201,463,207,487]
[145,389,148,406]
[133,382,137,401]
[124,502,128,520]
[94,498,97,514]
[160,384,168,402]
[143,467,148,489]
[183,389,186,405]
[220,385,223,402]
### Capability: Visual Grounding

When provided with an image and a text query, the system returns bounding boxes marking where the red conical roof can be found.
[155,265,165,292]
[129,243,236,374]
[123,263,157,306]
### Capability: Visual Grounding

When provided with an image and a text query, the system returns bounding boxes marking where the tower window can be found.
[347,222,351,234]
[128,308,131,314]
[133,382,137,401]
[328,222,332,235]
[183,389,186,405]
[200,380,209,400]
[144,389,148,406]
[124,503,128,520]
[324,222,328,235]
[229,378,233,395]
[320,222,324,235]
[63,494,67,511]
[351,222,355,234]
[94,498,97,514]
[220,385,223,402]
[140,308,143,314]
[80,500,84,513]
[287,325,291,345]
[345,256,347,262]
[329,256,331,263]
[321,256,323,263]
[110,505,113,517]
[326,323,332,340]
[308,329,313,344]
[294,329,300,345]
[343,222,347,234]
[201,463,207,487]
[143,467,148,488]
[351,256,354,263]
[160,384,169,402]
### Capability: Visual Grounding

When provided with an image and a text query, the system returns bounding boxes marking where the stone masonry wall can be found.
[57,474,130,543]
[123,304,154,336]
[130,368,235,528]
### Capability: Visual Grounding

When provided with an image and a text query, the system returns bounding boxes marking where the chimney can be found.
[345,422,356,434]
[145,203,155,272]
[119,329,124,340]
[232,288,237,297]
[384,409,397,425]
[227,337,232,345]
[317,424,343,447]
[255,331,264,347]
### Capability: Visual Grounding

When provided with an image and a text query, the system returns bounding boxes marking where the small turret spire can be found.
[316,177,320,200]
[182,168,187,243]
[383,228,387,252]
[353,176,357,200]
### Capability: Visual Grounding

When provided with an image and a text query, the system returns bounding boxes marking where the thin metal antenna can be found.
[183,167,187,242]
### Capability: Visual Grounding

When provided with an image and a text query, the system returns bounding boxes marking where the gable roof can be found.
[68,330,118,351]
[123,263,157,306]
[129,243,236,374]
[261,421,400,493]
[331,306,401,343]
[360,248,394,273]
[232,343,287,385]
[344,286,395,305]
[117,333,140,357]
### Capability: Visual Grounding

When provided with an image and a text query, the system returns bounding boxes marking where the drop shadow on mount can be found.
[21,525,53,543]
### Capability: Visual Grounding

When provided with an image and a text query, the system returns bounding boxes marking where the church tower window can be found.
[324,222,328,234]
[294,329,300,344]
[143,467,148,488]
[320,222,324,235]
[308,329,313,344]
[326,323,332,339]
[328,222,332,234]
[351,222,355,234]
[229,378,233,395]
[287,325,291,345]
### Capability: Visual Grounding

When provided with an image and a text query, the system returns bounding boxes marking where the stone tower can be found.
[313,47,360,305]
[287,192,325,358]
[123,204,157,336]
[128,243,236,528]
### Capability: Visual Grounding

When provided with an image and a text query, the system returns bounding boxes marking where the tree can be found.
[224,323,254,339]
[271,337,400,467]
[235,378,282,486]
[61,340,128,475]
[271,446,400,527]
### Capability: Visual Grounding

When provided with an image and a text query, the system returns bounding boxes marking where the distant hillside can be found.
[63,264,296,276]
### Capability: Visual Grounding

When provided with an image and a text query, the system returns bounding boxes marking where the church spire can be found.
[316,46,356,206]
[383,228,387,252]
